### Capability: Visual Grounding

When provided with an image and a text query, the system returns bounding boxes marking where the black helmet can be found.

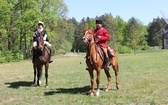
[96,20,103,24]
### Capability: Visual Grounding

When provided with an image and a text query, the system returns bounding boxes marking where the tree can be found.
[54,18,75,53]
[0,0,68,62]
[115,16,126,46]
[0,0,12,51]
[126,17,139,52]
[137,24,148,50]
[147,17,166,46]
[73,18,87,52]
[125,17,148,53]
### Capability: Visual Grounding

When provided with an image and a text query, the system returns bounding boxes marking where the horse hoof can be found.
[46,85,49,88]
[105,89,109,92]
[96,92,100,97]
[31,84,35,87]
[116,85,120,90]
[95,89,100,96]
[90,92,94,96]
[96,93,100,96]
[32,81,35,84]
[39,81,41,85]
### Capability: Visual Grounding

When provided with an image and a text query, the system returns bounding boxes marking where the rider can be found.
[94,19,114,70]
[32,21,53,63]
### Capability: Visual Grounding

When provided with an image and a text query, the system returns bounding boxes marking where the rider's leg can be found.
[102,47,110,70]
[49,48,53,63]
[44,41,53,63]
[107,47,115,57]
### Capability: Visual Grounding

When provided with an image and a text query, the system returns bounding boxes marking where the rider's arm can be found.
[33,33,36,42]
[98,29,110,42]
[43,30,49,41]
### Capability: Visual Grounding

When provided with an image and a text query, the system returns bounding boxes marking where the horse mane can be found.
[85,27,93,33]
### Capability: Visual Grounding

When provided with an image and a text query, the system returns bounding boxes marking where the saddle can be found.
[86,44,113,65]
[96,45,114,61]
[44,45,51,54]
[96,45,105,61]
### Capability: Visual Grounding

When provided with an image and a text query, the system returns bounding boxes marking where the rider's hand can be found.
[95,35,101,43]
[97,36,101,38]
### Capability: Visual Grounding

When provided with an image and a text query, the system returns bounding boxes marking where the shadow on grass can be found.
[5,81,33,89]
[44,86,90,96]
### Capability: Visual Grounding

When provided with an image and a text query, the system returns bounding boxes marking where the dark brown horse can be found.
[82,27,119,96]
[33,33,50,87]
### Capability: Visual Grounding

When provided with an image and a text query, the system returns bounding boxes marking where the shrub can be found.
[13,52,24,61]
[119,46,132,54]
[0,50,24,63]
[4,51,13,62]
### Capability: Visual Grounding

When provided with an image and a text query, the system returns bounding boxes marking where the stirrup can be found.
[104,65,110,70]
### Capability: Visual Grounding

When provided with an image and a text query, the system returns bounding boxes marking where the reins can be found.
[87,34,99,63]
[36,35,48,63]
[87,33,104,63]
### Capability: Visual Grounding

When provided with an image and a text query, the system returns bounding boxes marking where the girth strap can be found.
[45,46,50,54]
[95,44,104,61]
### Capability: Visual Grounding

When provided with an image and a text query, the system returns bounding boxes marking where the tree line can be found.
[0,0,166,62]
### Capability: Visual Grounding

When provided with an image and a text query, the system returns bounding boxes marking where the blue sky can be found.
[63,0,168,25]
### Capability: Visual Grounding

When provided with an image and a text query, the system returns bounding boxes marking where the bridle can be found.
[82,28,100,63]
[82,30,95,45]
[36,33,44,51]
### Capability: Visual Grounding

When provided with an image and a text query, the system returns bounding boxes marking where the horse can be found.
[32,33,50,87]
[82,27,119,96]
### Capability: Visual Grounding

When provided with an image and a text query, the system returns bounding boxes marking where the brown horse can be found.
[32,33,50,87]
[82,27,119,96]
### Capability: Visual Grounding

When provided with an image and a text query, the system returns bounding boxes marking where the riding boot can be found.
[107,47,115,57]
[32,48,36,63]
[49,48,53,63]
[104,57,110,70]
[102,47,110,70]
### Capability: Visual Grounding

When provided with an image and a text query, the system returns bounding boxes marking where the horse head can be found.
[82,27,95,44]
[36,32,44,54]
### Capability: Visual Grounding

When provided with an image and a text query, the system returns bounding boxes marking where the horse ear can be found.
[88,27,93,33]
[88,27,92,30]
[85,27,93,33]
[86,27,92,31]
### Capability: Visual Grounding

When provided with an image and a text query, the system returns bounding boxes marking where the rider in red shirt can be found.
[94,20,110,48]
[94,20,114,70]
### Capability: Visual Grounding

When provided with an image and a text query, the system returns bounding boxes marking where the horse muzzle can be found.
[37,47,43,52]
[82,37,88,43]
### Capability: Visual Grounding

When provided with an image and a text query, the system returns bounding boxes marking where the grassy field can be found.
[0,50,168,105]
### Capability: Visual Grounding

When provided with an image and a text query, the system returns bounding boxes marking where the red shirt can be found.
[94,27,110,48]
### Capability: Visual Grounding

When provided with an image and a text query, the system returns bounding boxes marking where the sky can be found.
[63,0,168,25]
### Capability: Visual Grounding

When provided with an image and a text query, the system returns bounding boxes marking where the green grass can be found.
[0,50,168,105]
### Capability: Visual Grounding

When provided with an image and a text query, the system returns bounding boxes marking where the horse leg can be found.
[88,69,94,96]
[104,69,111,92]
[96,69,101,96]
[37,66,43,86]
[45,63,49,88]
[33,63,36,84]
[112,64,119,90]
